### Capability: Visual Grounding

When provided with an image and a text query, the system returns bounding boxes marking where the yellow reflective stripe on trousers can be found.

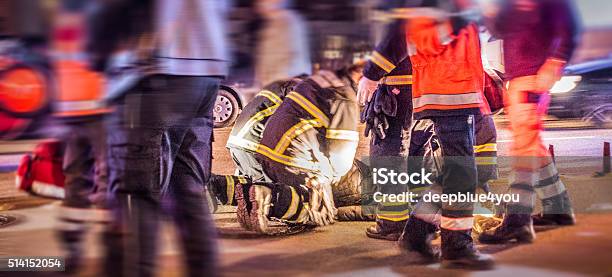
[371,51,395,73]
[413,92,482,110]
[275,119,321,153]
[474,143,497,153]
[381,75,413,85]
[257,90,282,105]
[225,175,235,204]
[377,213,409,222]
[286,92,330,127]
[281,186,300,220]
[441,216,474,231]
[326,129,359,141]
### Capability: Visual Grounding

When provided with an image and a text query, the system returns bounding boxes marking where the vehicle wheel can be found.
[585,104,612,129]
[214,87,241,128]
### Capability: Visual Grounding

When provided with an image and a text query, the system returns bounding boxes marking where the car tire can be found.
[213,86,241,128]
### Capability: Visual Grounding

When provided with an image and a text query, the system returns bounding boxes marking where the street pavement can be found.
[0,122,611,276]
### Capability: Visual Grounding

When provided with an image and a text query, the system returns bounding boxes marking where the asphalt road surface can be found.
[0,121,611,276]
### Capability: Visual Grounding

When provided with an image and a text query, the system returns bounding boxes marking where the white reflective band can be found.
[56,100,105,112]
[535,180,566,200]
[413,92,482,109]
[326,129,359,141]
[58,206,111,223]
[31,181,65,199]
[538,162,559,181]
[441,216,474,231]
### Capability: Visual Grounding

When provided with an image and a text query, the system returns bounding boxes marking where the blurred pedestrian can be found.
[479,0,580,244]
[51,1,111,273]
[87,0,230,276]
[255,0,311,87]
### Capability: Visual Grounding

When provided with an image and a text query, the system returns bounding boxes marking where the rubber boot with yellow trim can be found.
[209,174,252,206]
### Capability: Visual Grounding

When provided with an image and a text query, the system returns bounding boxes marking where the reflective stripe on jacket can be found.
[226,78,302,152]
[258,71,359,179]
[407,21,484,119]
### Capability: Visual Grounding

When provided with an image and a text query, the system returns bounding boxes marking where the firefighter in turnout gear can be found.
[225,77,306,182]
[396,1,495,269]
[211,69,374,224]
[209,77,305,210]
[233,68,362,234]
[359,14,414,241]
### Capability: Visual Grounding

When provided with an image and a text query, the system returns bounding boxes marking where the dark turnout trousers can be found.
[104,75,219,277]
[410,115,478,255]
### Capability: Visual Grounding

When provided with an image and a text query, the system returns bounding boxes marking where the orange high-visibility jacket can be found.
[406,19,484,119]
[52,11,109,118]
[54,59,109,117]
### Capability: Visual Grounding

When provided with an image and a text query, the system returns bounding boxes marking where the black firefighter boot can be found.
[441,229,495,270]
[366,218,406,241]
[398,217,440,262]
[532,191,576,226]
[479,210,536,244]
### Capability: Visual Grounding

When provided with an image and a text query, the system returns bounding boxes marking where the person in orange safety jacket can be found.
[395,0,495,270]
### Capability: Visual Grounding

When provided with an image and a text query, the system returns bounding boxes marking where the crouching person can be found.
[213,66,363,233]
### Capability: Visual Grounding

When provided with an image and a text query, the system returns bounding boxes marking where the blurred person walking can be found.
[479,0,580,244]
[87,0,230,276]
[255,0,311,87]
[51,1,111,273]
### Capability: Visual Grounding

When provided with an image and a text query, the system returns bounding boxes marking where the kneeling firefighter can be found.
[210,64,372,234]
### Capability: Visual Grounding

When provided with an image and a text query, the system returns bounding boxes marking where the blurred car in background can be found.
[549,58,612,128]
